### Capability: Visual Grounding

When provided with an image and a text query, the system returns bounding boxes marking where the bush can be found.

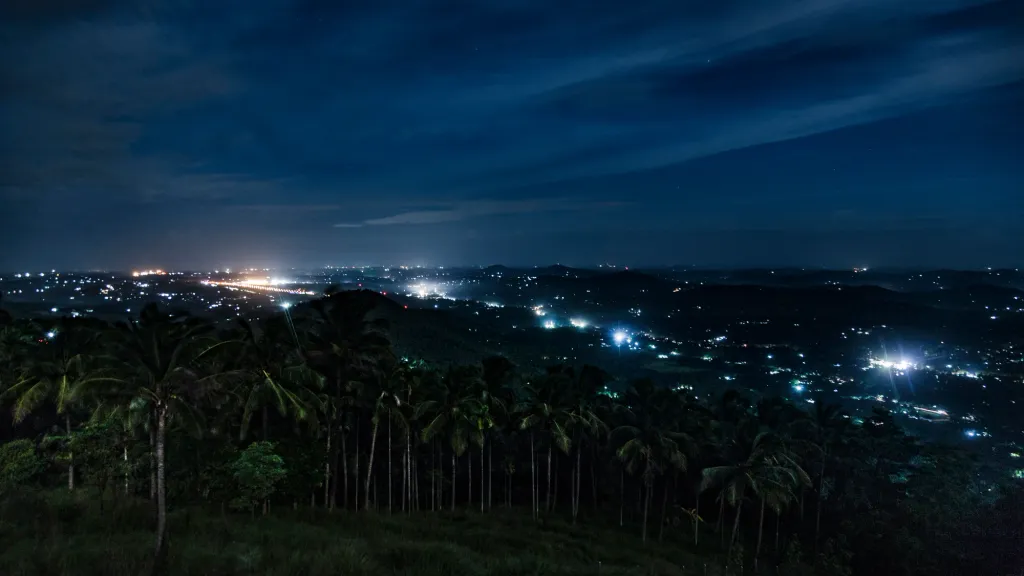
[0,439,43,494]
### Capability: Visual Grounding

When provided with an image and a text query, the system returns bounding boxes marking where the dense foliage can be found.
[0,291,1020,575]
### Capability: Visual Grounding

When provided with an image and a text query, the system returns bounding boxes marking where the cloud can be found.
[335,199,625,228]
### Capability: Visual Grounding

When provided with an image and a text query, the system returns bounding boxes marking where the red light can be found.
[404,305,408,309]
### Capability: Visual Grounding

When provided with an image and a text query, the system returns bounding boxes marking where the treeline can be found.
[0,291,1020,575]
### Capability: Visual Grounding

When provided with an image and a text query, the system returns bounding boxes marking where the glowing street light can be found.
[612,330,628,345]
[543,320,556,330]
[281,302,292,309]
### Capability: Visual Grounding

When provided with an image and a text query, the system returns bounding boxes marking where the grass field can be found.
[0,489,736,576]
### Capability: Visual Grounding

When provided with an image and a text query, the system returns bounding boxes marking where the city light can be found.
[281,302,292,309]
[612,330,628,345]
[543,320,556,330]
[46,331,55,339]
[569,318,588,329]
[870,358,915,371]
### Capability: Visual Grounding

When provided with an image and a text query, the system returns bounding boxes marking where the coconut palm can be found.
[518,368,572,518]
[3,317,114,490]
[564,365,608,523]
[611,379,694,543]
[231,315,322,442]
[418,365,486,511]
[700,420,810,560]
[91,304,222,563]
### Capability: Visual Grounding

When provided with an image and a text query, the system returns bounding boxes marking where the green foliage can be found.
[0,440,43,494]
[0,295,1016,575]
[230,441,286,514]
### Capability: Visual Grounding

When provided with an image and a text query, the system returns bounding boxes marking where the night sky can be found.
[2,0,1022,270]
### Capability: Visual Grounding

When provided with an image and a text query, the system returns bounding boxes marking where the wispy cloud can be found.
[334,199,625,228]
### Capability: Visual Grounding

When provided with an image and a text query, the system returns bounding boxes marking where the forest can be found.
[0,290,1020,575]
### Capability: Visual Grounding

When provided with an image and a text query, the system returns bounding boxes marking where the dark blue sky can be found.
[2,0,1022,270]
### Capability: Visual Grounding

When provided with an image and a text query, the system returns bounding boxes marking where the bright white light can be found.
[543,320,556,330]
[50,307,58,313]
[281,302,292,309]
[964,429,977,438]
[792,383,805,392]
[46,331,55,339]
[569,318,588,329]
[612,331,628,345]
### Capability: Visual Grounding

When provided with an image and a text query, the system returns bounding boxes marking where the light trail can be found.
[201,279,316,296]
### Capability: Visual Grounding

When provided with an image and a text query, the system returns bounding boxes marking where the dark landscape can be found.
[2,0,1023,574]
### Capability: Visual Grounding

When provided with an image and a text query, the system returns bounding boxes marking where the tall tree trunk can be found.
[153,404,168,566]
[330,432,339,511]
[123,444,129,495]
[659,480,669,542]
[364,418,379,510]
[388,417,392,514]
[341,427,348,510]
[756,498,765,571]
[642,481,651,544]
[65,414,74,490]
[355,420,361,509]
[149,426,156,501]
[552,453,559,510]
[729,499,744,556]
[575,445,582,522]
[718,497,725,546]
[530,432,537,519]
[324,421,332,510]
[695,493,700,547]
[545,444,552,512]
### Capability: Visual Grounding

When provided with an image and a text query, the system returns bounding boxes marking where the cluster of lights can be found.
[202,279,315,296]
[869,358,915,371]
[132,269,166,277]
[569,318,588,329]
[409,282,446,299]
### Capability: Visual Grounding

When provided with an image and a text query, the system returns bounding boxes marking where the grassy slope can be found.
[1,490,729,576]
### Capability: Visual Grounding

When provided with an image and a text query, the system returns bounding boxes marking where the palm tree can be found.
[3,317,113,490]
[802,399,848,551]
[418,365,485,511]
[232,316,321,442]
[564,365,608,524]
[480,356,515,511]
[369,363,413,513]
[700,421,810,560]
[611,379,694,543]
[92,304,221,564]
[518,369,571,518]
[303,290,394,511]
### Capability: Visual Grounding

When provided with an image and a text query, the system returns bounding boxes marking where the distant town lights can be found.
[569,318,588,329]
